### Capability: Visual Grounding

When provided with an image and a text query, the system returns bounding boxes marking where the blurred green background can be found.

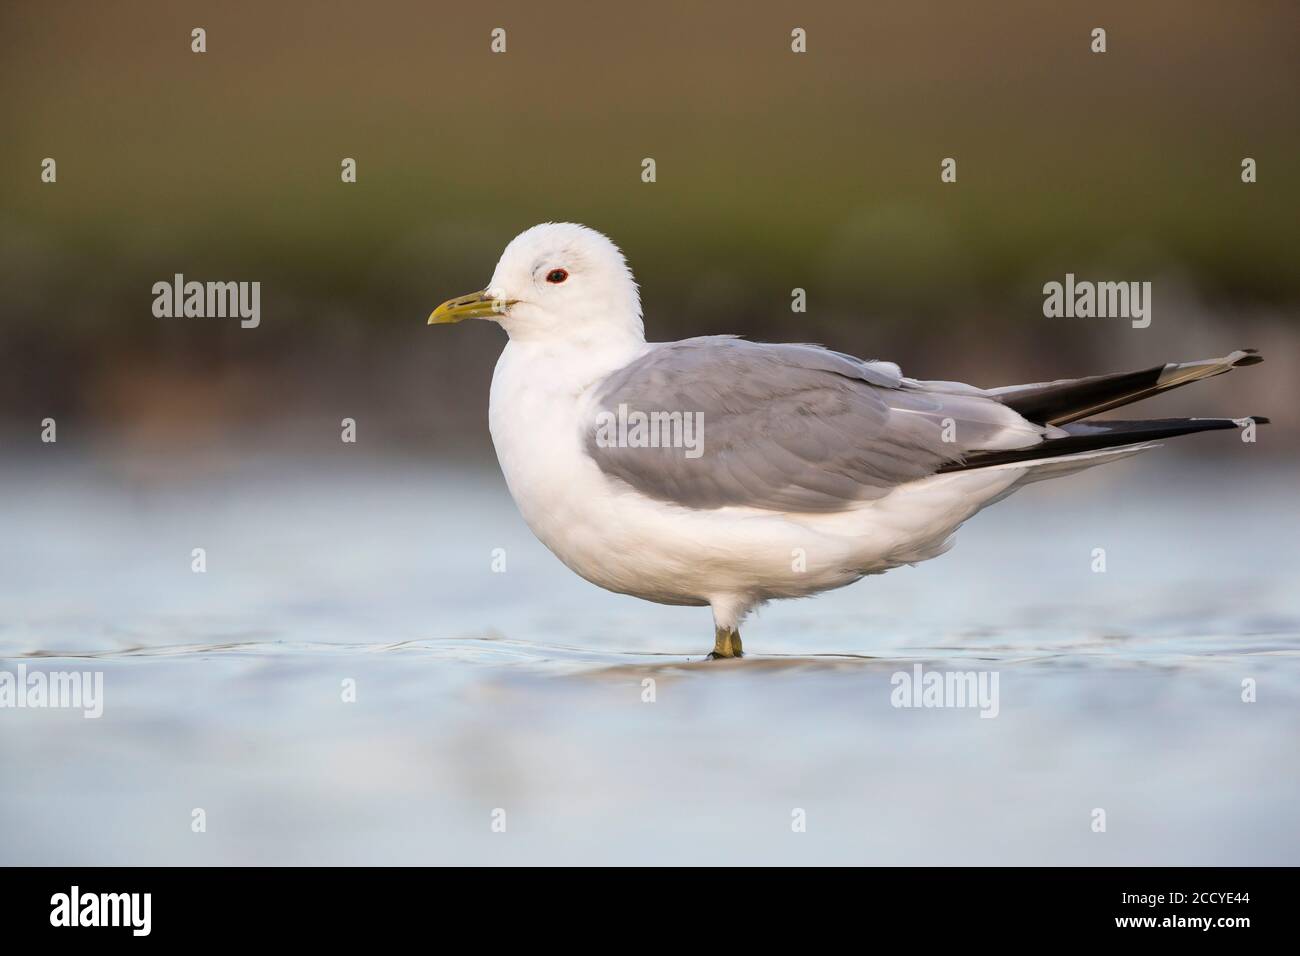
[2,0,1296,457]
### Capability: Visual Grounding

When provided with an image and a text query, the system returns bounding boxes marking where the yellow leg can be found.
[708,626,744,659]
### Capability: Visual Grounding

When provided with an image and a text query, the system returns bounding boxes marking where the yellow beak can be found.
[427,289,512,325]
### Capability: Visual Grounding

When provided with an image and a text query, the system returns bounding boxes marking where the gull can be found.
[429,223,1266,659]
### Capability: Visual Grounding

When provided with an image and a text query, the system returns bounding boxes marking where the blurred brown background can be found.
[2,0,1296,460]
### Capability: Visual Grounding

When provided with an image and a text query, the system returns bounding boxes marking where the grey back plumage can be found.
[584,336,1042,512]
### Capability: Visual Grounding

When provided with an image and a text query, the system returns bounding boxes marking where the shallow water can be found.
[2,451,1297,864]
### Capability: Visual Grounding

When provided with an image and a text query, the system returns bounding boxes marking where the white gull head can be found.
[430,223,645,348]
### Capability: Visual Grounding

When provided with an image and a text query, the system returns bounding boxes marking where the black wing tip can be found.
[944,415,1270,474]
[1233,349,1264,367]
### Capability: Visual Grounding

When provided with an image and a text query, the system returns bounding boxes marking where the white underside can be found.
[489,338,1152,631]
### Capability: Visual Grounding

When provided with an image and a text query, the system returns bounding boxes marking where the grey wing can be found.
[584,336,1047,513]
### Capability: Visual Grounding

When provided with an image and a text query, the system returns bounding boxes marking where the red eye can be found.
[546,269,568,284]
